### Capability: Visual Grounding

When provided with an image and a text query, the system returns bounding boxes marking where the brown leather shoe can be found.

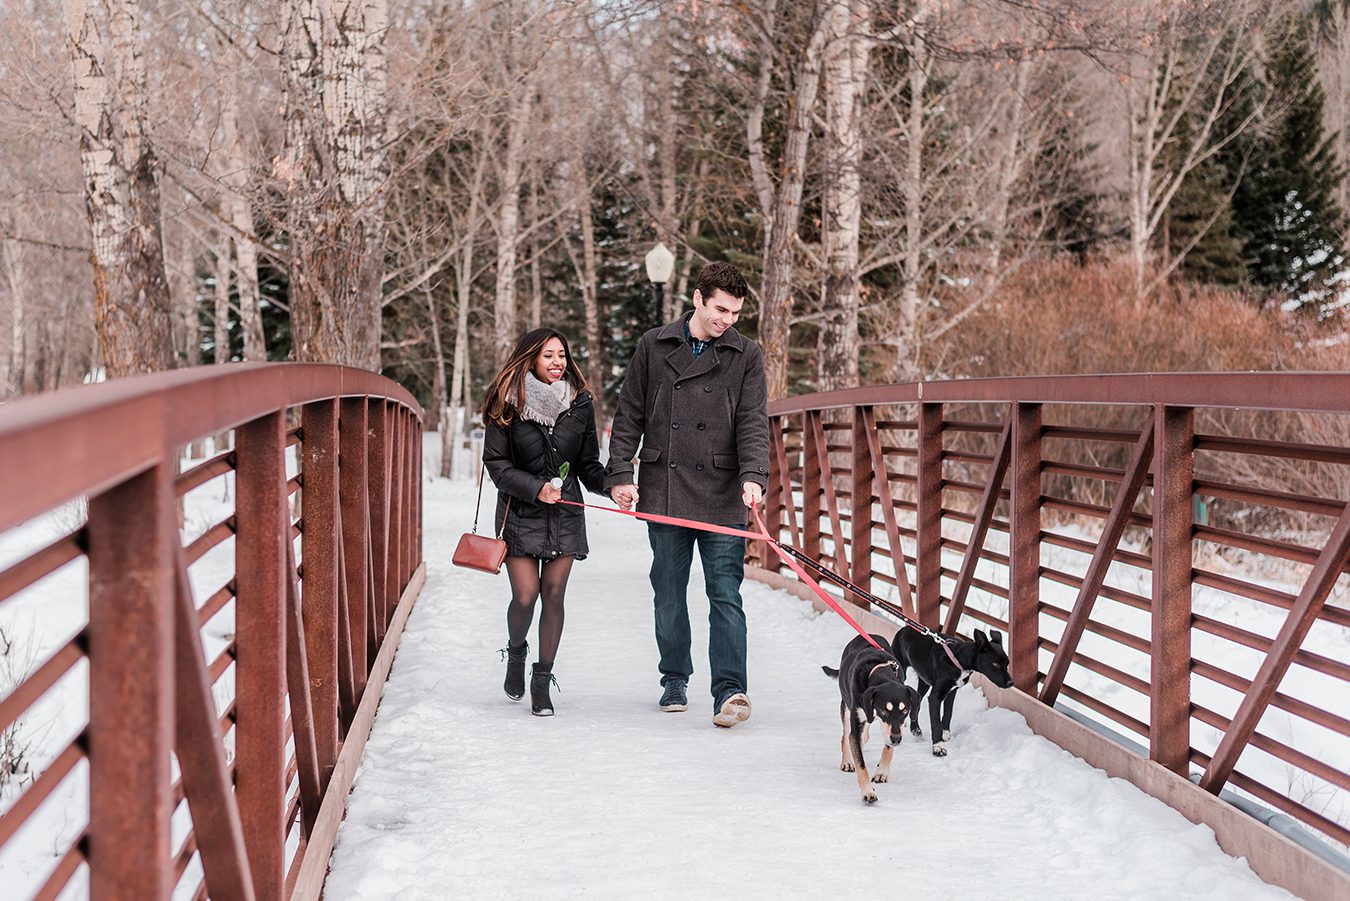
[713,692,751,728]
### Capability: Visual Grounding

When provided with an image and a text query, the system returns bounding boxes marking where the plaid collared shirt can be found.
[683,318,712,358]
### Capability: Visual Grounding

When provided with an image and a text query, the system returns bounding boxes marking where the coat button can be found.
[672,422,680,429]
[669,462,677,469]
[703,386,712,393]
[697,423,705,430]
[675,383,683,390]
[696,463,705,471]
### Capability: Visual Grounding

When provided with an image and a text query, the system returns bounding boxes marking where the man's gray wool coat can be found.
[605,312,770,525]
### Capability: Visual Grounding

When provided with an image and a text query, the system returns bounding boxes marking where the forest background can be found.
[3,0,1350,471]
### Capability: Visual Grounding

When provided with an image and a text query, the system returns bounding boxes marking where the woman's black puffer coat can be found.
[483,389,608,559]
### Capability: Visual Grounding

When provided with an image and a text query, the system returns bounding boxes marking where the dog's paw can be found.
[910,723,923,736]
[932,742,948,757]
[942,730,952,741]
[862,791,878,805]
[871,771,889,784]
[840,761,855,772]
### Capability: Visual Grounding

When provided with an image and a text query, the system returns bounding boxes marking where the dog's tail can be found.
[821,665,840,678]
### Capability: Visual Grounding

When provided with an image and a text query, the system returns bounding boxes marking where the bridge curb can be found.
[292,561,428,900]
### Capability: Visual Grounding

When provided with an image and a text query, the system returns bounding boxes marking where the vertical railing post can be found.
[761,420,784,573]
[87,462,175,899]
[388,407,405,605]
[300,398,339,790]
[766,421,788,570]
[1008,402,1042,693]
[1151,404,1194,775]
[404,409,416,584]
[389,408,402,595]
[850,405,874,602]
[802,412,822,565]
[234,411,288,900]
[339,397,370,700]
[367,399,389,653]
[916,401,944,629]
[414,409,424,570]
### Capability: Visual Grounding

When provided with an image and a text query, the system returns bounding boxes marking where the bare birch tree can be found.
[64,0,174,377]
[282,0,389,368]
[818,0,871,391]
[493,87,530,368]
[0,225,24,396]
[746,0,830,399]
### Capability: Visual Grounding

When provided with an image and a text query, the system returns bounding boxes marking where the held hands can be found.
[537,483,562,504]
[742,481,763,510]
[611,484,638,511]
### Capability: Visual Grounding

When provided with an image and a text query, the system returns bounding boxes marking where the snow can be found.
[321,474,1296,901]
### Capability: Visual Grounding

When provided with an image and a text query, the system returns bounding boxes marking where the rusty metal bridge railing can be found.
[0,363,423,900]
[3,367,1349,899]
[748,373,1350,900]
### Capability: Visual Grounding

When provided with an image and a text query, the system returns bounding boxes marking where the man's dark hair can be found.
[694,261,750,301]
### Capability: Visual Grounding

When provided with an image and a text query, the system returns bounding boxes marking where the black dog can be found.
[892,627,1014,757]
[822,634,920,804]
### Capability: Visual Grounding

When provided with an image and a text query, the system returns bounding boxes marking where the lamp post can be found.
[645,241,675,326]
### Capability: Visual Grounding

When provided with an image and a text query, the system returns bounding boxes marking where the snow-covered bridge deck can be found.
[322,480,1292,900]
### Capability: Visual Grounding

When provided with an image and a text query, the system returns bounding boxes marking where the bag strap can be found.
[475,421,514,539]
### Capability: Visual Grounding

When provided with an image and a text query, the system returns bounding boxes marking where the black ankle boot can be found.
[502,641,529,700]
[531,663,557,717]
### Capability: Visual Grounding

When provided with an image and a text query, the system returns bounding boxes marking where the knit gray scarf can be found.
[519,372,574,427]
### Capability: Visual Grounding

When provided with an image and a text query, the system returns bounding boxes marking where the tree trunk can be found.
[494,90,529,368]
[818,0,869,392]
[169,222,198,369]
[66,0,175,378]
[1,230,24,396]
[656,8,680,324]
[425,285,446,435]
[526,174,542,331]
[563,155,609,434]
[221,71,266,361]
[213,237,231,364]
[894,25,928,381]
[752,7,829,400]
[284,0,389,370]
[445,232,473,479]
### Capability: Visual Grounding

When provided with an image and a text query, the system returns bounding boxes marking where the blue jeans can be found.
[647,523,747,709]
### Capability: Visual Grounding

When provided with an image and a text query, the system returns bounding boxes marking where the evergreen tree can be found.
[1166,153,1247,286]
[1232,13,1347,305]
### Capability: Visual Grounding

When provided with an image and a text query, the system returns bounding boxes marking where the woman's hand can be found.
[537,483,562,504]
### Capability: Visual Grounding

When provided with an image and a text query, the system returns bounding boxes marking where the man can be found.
[606,261,769,728]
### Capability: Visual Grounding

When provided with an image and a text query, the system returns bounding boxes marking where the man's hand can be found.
[537,483,562,504]
[611,484,638,510]
[742,481,763,510]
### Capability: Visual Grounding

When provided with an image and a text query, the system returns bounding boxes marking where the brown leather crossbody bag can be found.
[452,435,512,574]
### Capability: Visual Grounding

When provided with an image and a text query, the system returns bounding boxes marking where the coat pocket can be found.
[638,446,663,462]
[712,453,737,469]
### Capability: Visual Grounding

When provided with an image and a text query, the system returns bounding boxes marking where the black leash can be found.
[773,541,967,671]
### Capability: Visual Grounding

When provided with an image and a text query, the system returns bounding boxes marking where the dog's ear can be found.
[974,629,989,647]
[861,686,879,721]
[989,629,1003,646]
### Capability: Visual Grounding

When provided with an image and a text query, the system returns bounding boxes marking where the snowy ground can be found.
[322,475,1296,901]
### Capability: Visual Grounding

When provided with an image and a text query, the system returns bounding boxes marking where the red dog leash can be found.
[560,499,883,650]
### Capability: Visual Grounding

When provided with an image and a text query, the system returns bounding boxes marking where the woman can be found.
[482,328,607,716]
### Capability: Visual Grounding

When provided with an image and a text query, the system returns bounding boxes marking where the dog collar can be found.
[868,661,899,680]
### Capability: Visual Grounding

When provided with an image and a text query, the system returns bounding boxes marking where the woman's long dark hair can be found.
[482,328,590,426]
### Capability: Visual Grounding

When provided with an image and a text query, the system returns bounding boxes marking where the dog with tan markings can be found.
[822,633,920,805]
